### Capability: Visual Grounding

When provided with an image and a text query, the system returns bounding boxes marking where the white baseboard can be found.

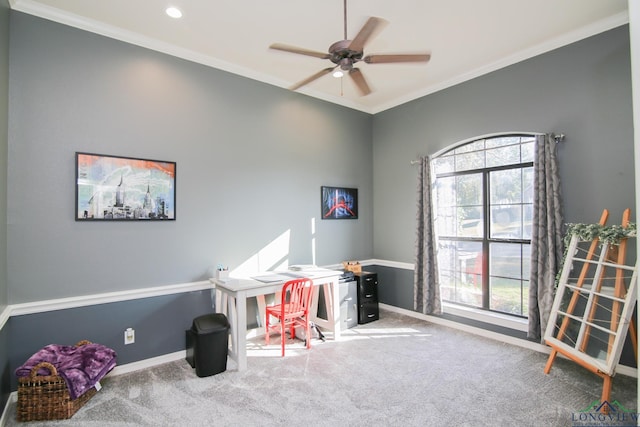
[109,350,187,376]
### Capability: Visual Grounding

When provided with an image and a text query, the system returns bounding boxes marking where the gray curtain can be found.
[528,134,564,341]
[414,156,442,315]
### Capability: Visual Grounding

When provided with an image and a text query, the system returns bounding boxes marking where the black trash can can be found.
[185,313,229,377]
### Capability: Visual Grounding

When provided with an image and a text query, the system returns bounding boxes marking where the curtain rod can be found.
[409,132,565,165]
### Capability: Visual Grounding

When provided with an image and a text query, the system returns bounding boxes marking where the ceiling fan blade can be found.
[364,53,431,64]
[348,68,371,96]
[269,43,330,60]
[290,67,336,91]
[348,17,388,53]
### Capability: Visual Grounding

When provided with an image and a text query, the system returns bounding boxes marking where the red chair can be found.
[265,278,314,357]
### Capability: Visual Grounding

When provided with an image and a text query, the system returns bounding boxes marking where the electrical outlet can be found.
[124,328,135,345]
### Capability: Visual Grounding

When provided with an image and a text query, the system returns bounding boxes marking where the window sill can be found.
[442,302,528,332]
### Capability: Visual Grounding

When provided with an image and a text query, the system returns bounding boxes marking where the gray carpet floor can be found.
[5,309,637,426]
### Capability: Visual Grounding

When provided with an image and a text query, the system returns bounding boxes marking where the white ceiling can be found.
[9,0,630,114]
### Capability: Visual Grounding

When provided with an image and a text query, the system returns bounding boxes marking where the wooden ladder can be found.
[543,209,637,410]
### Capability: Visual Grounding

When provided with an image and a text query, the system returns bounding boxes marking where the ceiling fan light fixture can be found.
[332,69,344,78]
[339,57,353,71]
[165,6,183,19]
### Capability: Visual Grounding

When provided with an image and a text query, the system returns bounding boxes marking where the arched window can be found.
[432,133,535,317]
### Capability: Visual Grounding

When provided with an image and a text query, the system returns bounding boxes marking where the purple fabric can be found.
[15,343,117,400]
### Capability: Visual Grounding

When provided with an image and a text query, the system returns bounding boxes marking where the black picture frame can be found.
[321,186,358,219]
[75,152,176,221]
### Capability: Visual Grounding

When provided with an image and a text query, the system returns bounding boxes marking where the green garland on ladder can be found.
[563,222,637,247]
[555,221,637,288]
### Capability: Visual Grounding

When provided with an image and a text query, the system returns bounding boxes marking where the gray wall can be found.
[1,0,10,413]
[7,12,373,304]
[372,25,634,262]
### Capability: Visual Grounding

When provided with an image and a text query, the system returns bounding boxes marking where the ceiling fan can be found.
[269,0,431,96]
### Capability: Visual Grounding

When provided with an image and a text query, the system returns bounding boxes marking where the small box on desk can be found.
[215,270,229,281]
[342,261,361,273]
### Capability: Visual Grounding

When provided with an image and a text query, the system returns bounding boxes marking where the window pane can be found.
[522,244,531,279]
[551,311,582,348]
[436,176,455,207]
[436,175,483,238]
[521,141,534,162]
[457,174,483,238]
[490,169,522,204]
[490,169,525,239]
[490,242,523,279]
[490,277,525,315]
[489,243,528,316]
[437,206,456,236]
[455,140,485,153]
[523,167,534,203]
[457,174,482,205]
[485,136,521,148]
[486,145,520,168]
[522,204,533,239]
[520,136,536,144]
[455,151,484,171]
[491,204,522,239]
[458,206,483,237]
[433,155,454,174]
[522,280,529,316]
[438,240,483,308]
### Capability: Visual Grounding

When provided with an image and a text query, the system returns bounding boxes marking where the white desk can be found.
[209,268,342,371]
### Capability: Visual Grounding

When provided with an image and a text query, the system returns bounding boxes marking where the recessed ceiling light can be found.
[165,7,183,19]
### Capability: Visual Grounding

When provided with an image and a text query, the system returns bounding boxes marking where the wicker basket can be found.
[16,359,97,422]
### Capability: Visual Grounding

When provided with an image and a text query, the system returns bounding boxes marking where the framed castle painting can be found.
[75,152,176,221]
